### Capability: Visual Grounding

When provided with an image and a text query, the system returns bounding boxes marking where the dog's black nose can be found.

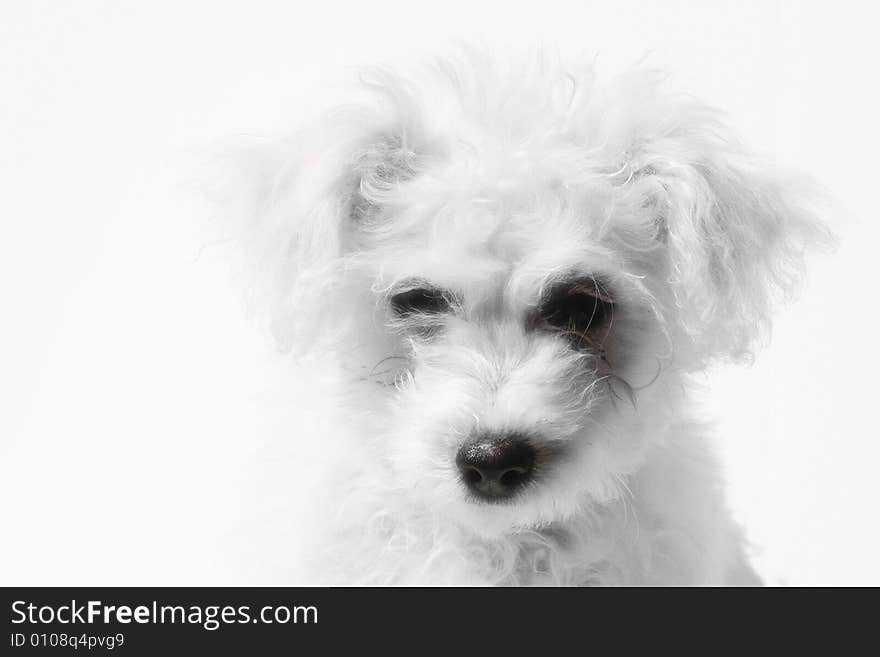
[456,435,536,501]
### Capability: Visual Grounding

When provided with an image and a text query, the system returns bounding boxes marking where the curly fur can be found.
[221,50,830,585]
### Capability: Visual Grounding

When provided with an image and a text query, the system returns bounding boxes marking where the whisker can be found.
[629,357,664,392]
[368,354,407,377]
[607,374,637,409]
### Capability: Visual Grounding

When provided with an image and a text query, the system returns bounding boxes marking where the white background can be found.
[2,0,878,585]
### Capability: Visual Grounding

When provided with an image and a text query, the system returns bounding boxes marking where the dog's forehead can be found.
[354,121,659,294]
[365,197,622,296]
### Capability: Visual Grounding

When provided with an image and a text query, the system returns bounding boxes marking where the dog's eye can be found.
[535,279,614,348]
[390,287,452,317]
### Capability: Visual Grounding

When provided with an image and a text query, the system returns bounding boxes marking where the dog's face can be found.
[353,158,679,535]
[243,56,825,537]
[375,229,675,534]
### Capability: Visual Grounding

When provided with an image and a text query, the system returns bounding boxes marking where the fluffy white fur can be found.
[226,51,829,585]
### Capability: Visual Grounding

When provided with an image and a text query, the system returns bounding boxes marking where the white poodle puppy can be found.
[229,52,828,585]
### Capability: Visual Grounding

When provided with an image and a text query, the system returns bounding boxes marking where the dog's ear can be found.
[217,108,422,352]
[634,117,833,364]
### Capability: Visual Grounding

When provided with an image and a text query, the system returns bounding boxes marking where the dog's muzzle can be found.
[456,434,536,502]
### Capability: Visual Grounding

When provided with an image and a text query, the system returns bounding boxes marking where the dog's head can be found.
[236,54,827,536]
